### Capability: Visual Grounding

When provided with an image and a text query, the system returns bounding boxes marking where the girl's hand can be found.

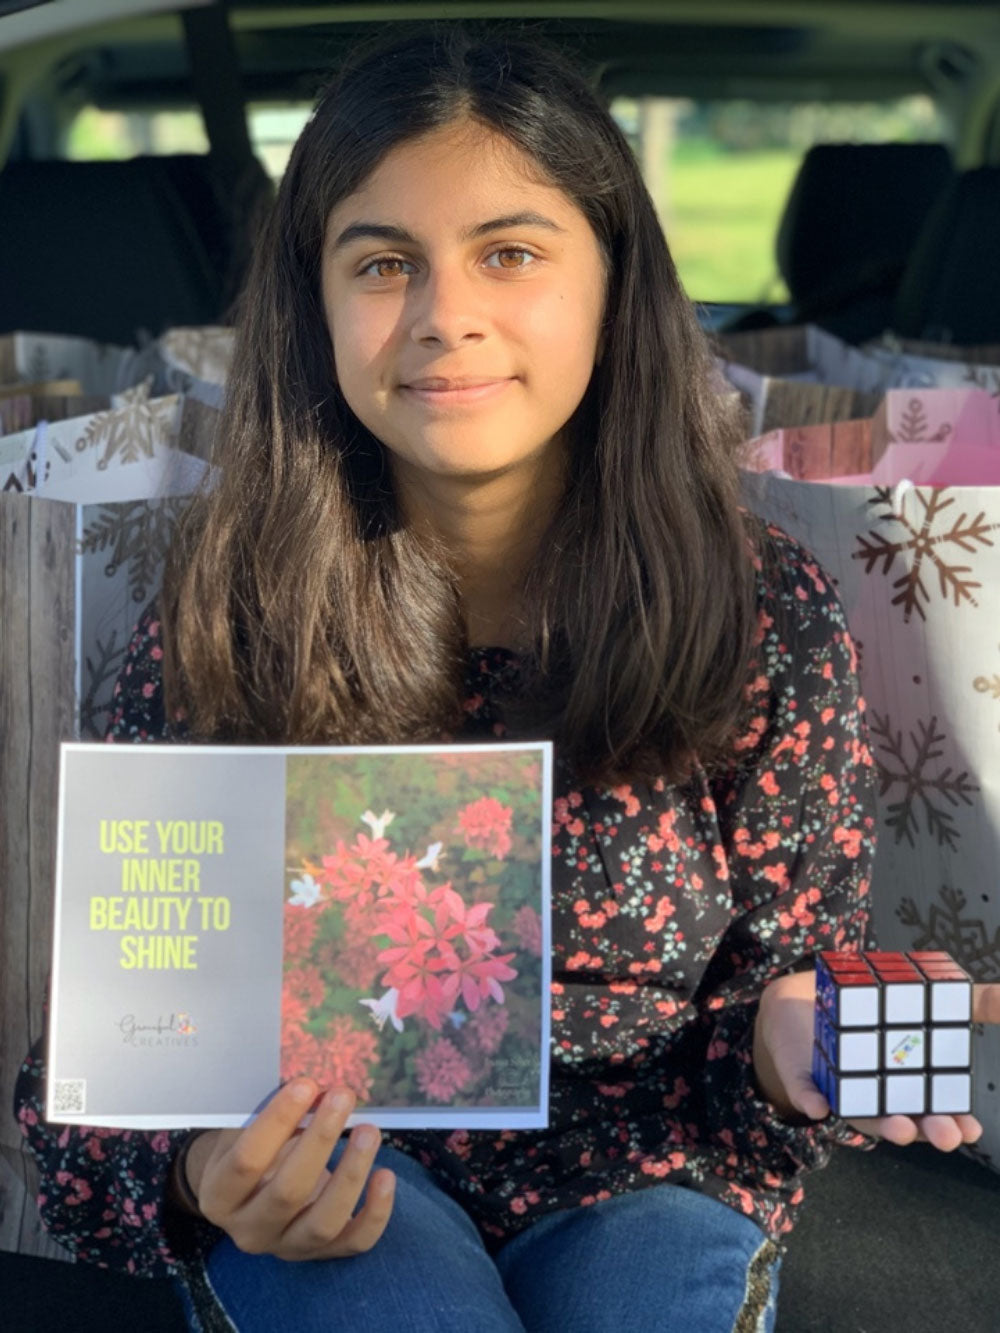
[753,969,1000,1151]
[175,1080,395,1259]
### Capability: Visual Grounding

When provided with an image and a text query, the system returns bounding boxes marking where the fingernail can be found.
[289,1081,314,1104]
[327,1090,353,1115]
[373,1171,395,1198]
[352,1124,380,1153]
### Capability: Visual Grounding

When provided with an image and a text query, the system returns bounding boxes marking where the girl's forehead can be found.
[327,119,571,226]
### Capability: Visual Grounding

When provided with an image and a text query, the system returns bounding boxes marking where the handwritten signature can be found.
[118,1013,180,1044]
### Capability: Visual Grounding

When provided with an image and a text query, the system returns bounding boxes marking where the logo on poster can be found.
[118,1011,200,1048]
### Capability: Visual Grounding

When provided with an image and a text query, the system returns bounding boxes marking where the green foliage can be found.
[665,147,799,303]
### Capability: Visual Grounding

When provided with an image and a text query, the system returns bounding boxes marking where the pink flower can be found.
[329,922,382,992]
[280,1024,322,1084]
[457,797,513,860]
[283,965,326,1011]
[468,1003,509,1054]
[441,950,518,1012]
[513,905,543,956]
[312,1016,378,1101]
[280,989,310,1033]
[415,1037,472,1102]
[283,902,321,958]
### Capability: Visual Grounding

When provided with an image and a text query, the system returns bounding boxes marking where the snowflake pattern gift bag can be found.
[741,385,1000,1172]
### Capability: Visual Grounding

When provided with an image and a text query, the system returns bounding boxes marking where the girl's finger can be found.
[973,984,1000,1025]
[847,1114,923,1145]
[848,1112,983,1152]
[319,1166,396,1258]
[241,1088,358,1227]
[201,1079,319,1217]
[952,1113,984,1142]
[916,1114,979,1152]
[280,1124,386,1258]
[924,1117,962,1152]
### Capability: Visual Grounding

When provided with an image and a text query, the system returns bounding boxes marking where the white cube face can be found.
[884,1028,925,1070]
[839,986,880,1027]
[931,1072,972,1114]
[884,1074,926,1115]
[884,983,925,1024]
[931,1026,971,1068]
[836,1077,880,1118]
[839,1029,879,1071]
[930,981,971,1023]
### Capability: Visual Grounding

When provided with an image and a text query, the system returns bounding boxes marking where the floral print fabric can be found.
[16,523,877,1277]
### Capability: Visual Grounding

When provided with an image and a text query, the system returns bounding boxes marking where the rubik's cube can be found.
[812,950,973,1118]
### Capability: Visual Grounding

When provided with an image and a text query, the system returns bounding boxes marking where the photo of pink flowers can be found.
[281,746,550,1120]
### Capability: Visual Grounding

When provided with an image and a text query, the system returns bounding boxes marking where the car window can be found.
[63,89,947,313]
[611,94,948,305]
[64,102,316,173]
[66,105,208,158]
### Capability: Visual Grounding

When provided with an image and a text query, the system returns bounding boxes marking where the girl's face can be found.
[321,119,606,491]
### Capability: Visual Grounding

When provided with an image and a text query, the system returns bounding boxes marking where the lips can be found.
[399,376,514,406]
[403,376,510,390]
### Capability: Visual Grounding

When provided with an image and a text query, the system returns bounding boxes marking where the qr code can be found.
[53,1079,86,1115]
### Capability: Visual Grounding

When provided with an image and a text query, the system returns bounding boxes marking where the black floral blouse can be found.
[16,523,877,1278]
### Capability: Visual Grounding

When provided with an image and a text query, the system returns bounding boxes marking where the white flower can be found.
[359,988,404,1033]
[287,873,321,907]
[415,841,444,871]
[361,809,396,839]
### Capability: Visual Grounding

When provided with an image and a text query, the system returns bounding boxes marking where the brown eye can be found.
[487,248,534,270]
[362,257,413,278]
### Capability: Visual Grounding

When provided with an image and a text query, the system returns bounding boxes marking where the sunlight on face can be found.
[321,119,606,493]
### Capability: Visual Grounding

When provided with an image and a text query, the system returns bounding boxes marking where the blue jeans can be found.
[175,1145,781,1333]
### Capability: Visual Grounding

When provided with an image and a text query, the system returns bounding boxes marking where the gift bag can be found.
[0,390,110,441]
[716,324,1000,442]
[716,324,891,436]
[862,336,1000,393]
[156,324,233,409]
[742,386,1000,1171]
[0,331,138,396]
[0,393,217,1231]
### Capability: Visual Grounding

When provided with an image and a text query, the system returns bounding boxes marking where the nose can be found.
[409,265,487,349]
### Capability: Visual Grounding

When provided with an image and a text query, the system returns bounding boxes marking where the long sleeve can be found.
[391,523,881,1248]
[14,607,221,1277]
[696,523,879,1189]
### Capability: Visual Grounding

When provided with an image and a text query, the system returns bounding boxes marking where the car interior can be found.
[2,3,1000,1330]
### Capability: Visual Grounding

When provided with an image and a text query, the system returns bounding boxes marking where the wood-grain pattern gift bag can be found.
[0,389,214,1259]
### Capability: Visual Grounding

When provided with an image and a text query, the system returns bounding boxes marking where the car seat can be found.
[721,141,954,342]
[891,165,1000,345]
[0,153,272,344]
[773,141,955,343]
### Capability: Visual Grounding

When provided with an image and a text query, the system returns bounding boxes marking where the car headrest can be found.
[776,142,954,308]
[0,155,264,343]
[892,166,1000,344]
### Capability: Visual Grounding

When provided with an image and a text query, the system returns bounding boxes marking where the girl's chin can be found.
[384,439,562,484]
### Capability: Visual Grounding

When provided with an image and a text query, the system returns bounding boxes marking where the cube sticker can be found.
[813,951,973,1117]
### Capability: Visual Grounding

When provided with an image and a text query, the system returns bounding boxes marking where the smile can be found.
[400,378,514,406]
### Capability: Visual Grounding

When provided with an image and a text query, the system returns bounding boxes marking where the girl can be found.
[17,26,997,1333]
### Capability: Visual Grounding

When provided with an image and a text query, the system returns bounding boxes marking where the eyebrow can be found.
[329,211,567,253]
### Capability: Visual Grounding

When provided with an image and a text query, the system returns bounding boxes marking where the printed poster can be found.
[48,742,552,1131]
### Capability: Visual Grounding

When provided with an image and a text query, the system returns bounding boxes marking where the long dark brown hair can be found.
[163,25,764,785]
